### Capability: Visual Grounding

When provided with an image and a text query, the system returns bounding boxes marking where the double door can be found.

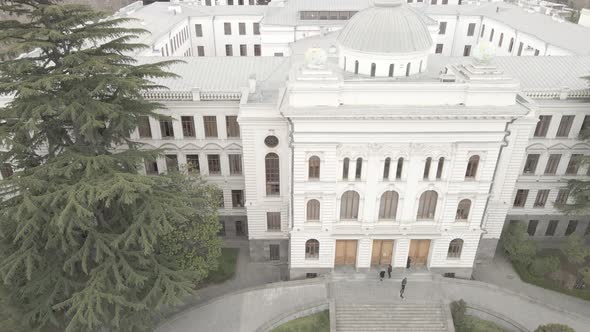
[371,240,394,266]
[334,240,358,266]
[408,239,431,266]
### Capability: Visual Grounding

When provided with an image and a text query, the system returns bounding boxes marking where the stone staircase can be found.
[335,302,450,332]
[330,269,434,282]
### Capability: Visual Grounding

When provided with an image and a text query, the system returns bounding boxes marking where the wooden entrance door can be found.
[408,239,431,266]
[335,240,358,266]
[371,240,394,266]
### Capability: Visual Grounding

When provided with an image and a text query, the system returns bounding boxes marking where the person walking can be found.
[400,277,407,299]
[387,264,393,279]
[379,270,385,281]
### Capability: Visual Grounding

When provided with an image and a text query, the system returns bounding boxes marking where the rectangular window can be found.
[238,0,243,5]
[253,22,260,35]
[207,154,221,175]
[228,154,242,175]
[533,189,550,208]
[442,0,448,4]
[439,22,447,35]
[435,44,443,54]
[138,116,152,138]
[240,44,247,56]
[523,154,540,174]
[555,188,569,205]
[556,115,575,137]
[235,220,245,236]
[232,190,244,208]
[181,116,195,137]
[228,0,233,4]
[165,154,179,172]
[546,220,559,236]
[580,115,590,137]
[463,45,471,56]
[269,244,280,261]
[266,212,281,231]
[527,220,538,236]
[254,44,261,56]
[203,116,218,138]
[274,52,283,57]
[197,46,205,56]
[431,0,437,4]
[467,23,476,36]
[513,189,529,207]
[205,0,211,5]
[534,115,552,137]
[224,23,232,35]
[1,163,14,178]
[565,154,582,175]
[219,221,226,236]
[534,49,540,56]
[517,42,524,56]
[565,220,578,236]
[145,160,159,175]
[195,24,203,37]
[239,22,246,35]
[544,154,561,175]
[225,44,233,56]
[159,120,174,138]
[226,115,240,138]
[186,154,200,173]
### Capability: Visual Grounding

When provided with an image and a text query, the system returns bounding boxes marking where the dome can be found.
[337,0,433,54]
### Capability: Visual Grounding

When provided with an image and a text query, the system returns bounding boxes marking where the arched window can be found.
[355,158,363,180]
[307,199,320,221]
[388,64,394,77]
[308,156,320,179]
[455,199,471,220]
[489,28,494,42]
[379,191,399,220]
[508,38,514,52]
[419,60,423,73]
[405,62,411,76]
[383,157,391,180]
[305,239,319,259]
[340,191,360,220]
[447,239,464,258]
[354,60,359,74]
[417,190,438,219]
[342,158,350,180]
[265,153,280,195]
[370,63,376,77]
[436,157,444,179]
[423,157,432,180]
[480,24,485,37]
[465,155,480,179]
[498,33,504,47]
[396,157,404,179]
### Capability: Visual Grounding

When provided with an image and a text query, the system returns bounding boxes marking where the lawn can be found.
[271,310,330,332]
[202,248,239,285]
[455,315,510,332]
[511,249,590,302]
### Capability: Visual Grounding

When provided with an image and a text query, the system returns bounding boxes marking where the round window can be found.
[264,135,279,148]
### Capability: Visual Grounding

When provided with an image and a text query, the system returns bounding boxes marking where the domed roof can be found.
[337,0,433,54]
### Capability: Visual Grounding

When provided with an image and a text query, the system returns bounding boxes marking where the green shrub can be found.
[450,300,466,325]
[460,316,508,332]
[561,234,590,265]
[530,256,560,277]
[534,323,576,332]
[501,223,537,266]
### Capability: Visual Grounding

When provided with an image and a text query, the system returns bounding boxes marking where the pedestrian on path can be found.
[379,270,385,281]
[387,264,392,278]
[400,277,407,299]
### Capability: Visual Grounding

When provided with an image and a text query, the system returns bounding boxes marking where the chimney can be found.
[248,74,257,94]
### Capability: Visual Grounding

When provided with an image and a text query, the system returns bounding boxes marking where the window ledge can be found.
[305,257,319,260]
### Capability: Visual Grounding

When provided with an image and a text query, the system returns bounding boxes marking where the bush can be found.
[450,300,466,325]
[561,234,590,265]
[534,323,576,332]
[530,256,560,277]
[501,223,537,266]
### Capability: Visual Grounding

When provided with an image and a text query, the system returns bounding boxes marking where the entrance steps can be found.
[330,269,434,282]
[335,303,449,332]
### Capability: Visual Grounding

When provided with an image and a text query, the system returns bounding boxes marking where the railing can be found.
[142,90,242,101]
[525,89,590,100]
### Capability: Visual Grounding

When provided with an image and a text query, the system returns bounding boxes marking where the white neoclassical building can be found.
[4,0,589,280]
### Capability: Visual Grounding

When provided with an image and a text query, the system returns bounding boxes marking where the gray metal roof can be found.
[337,3,433,53]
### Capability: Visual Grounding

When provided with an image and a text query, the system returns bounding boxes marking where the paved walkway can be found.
[161,240,284,319]
[473,249,590,318]
[159,273,590,332]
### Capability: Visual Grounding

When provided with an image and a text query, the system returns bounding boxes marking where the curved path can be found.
[158,276,590,332]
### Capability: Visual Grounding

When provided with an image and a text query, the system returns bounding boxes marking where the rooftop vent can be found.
[168,5,182,15]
